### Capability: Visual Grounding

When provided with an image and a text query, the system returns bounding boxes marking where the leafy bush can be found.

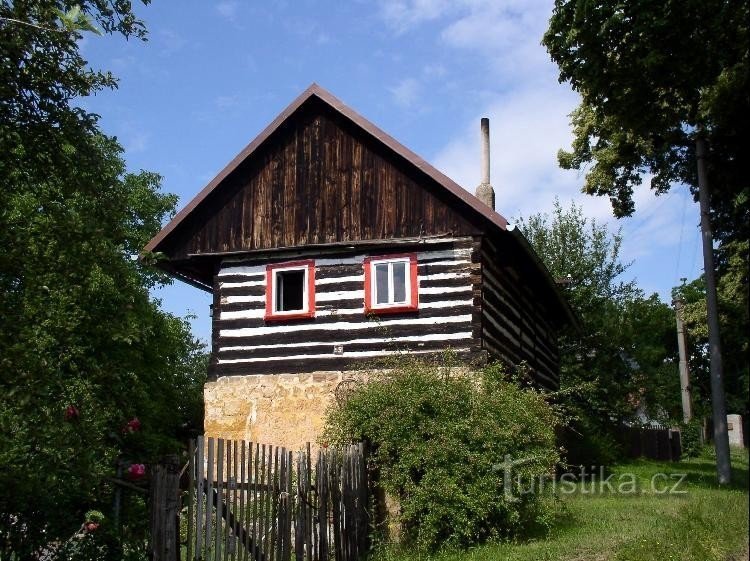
[680,418,705,458]
[324,357,561,550]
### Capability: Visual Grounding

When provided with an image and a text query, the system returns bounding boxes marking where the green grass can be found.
[376,448,749,561]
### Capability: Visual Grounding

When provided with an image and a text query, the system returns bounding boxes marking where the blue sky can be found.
[80,0,703,344]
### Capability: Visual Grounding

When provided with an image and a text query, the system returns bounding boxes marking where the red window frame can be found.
[264,260,316,321]
[364,253,419,315]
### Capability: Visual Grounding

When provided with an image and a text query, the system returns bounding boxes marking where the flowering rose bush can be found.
[64,405,80,422]
[123,417,141,434]
[127,463,146,480]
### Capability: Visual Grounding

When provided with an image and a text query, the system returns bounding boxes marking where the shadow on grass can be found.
[614,448,749,492]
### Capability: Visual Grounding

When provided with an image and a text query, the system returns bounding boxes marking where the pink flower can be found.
[127,463,146,480]
[123,417,141,434]
[64,405,80,422]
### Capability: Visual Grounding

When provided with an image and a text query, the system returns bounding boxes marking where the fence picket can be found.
[252,443,260,561]
[216,439,225,561]
[237,440,247,561]
[206,439,215,561]
[196,437,205,560]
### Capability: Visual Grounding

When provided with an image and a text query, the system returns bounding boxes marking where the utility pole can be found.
[696,135,731,484]
[672,298,693,423]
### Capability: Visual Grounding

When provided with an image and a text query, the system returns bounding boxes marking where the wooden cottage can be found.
[144,84,575,449]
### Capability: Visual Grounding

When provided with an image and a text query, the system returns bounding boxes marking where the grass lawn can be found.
[377,448,749,561]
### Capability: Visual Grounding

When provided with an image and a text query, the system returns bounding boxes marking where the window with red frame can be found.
[364,254,418,314]
[265,260,315,320]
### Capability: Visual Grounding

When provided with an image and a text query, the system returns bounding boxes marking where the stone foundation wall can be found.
[204,371,367,451]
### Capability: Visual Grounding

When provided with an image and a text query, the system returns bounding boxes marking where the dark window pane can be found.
[375,263,389,304]
[392,262,406,303]
[276,270,305,311]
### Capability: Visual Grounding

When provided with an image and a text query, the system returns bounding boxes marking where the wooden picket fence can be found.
[183,438,368,561]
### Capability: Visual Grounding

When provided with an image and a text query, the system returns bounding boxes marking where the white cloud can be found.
[389,77,421,108]
[216,1,240,21]
[379,0,455,33]
[422,63,447,78]
[158,29,187,56]
[124,130,150,154]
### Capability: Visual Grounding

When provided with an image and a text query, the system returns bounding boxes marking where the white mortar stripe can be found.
[315,256,364,266]
[316,290,364,302]
[317,276,364,285]
[218,347,472,364]
[219,279,266,289]
[420,271,469,281]
[220,331,473,352]
[420,286,472,295]
[220,309,267,320]
[225,294,266,304]
[420,299,473,309]
[218,266,266,277]
[418,259,471,267]
[417,248,471,261]
[220,314,473,337]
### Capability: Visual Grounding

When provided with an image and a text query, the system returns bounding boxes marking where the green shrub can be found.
[324,357,561,550]
[679,418,705,458]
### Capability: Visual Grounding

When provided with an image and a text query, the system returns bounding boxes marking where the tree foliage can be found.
[518,201,677,462]
[672,242,749,419]
[0,1,206,556]
[542,0,749,247]
[324,358,560,551]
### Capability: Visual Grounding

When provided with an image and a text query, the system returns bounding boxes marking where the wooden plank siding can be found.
[480,237,561,390]
[161,101,481,265]
[209,238,486,377]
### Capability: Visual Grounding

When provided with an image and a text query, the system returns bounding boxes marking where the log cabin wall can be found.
[209,237,484,378]
[160,99,481,264]
[480,237,561,390]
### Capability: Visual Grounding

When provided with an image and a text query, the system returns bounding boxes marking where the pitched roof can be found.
[144,83,509,254]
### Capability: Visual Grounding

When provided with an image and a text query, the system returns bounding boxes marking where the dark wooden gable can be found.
[159,98,481,262]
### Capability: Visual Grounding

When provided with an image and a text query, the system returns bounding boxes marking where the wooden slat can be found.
[187,440,195,561]
[224,441,232,561]
[259,444,267,561]
[196,437,205,559]
[231,440,239,561]
[252,443,261,561]
[216,438,225,561]
[284,450,293,561]
[271,447,279,561]
[206,438,215,561]
[264,445,273,561]
[239,442,247,561]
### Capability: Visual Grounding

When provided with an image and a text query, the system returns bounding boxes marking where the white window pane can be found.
[375,263,389,304]
[392,262,406,303]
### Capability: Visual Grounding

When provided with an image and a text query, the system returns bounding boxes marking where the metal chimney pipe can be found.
[481,117,490,185]
[475,117,495,209]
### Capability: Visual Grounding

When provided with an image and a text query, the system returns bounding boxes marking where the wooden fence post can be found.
[150,454,181,561]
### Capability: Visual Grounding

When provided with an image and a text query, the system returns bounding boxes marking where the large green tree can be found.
[542,0,749,246]
[0,2,206,556]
